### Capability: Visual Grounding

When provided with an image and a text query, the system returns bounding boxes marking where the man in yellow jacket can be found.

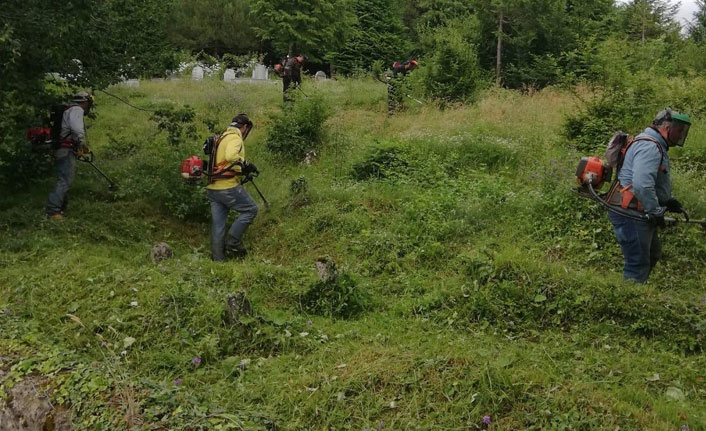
[206,114,258,261]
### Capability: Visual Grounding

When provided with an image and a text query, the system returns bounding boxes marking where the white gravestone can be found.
[314,70,327,80]
[224,68,236,82]
[251,64,268,80]
[122,79,140,88]
[192,66,204,81]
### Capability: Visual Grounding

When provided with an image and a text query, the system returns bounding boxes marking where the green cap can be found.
[653,108,691,126]
[671,112,691,125]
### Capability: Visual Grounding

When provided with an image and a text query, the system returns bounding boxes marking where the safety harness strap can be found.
[605,137,667,212]
[208,132,242,183]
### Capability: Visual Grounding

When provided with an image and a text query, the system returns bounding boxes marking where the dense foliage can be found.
[0,0,176,188]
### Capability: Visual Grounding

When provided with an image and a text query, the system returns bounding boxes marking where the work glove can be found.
[242,160,259,177]
[75,144,91,158]
[665,198,683,213]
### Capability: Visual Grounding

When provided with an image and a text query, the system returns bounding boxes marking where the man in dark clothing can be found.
[282,54,305,102]
[388,59,418,115]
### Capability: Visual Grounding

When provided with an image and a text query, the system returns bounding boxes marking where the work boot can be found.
[47,213,64,220]
[225,240,248,260]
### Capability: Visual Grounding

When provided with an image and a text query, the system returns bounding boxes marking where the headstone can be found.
[122,79,140,88]
[150,78,165,82]
[223,68,236,83]
[251,64,268,80]
[150,242,173,263]
[192,65,204,81]
[314,70,327,80]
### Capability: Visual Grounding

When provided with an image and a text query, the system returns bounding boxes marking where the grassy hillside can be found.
[1,78,705,430]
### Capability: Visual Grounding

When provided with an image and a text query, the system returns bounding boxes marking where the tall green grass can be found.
[1,78,705,430]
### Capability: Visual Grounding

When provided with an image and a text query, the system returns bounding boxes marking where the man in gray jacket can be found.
[608,108,691,283]
[46,91,93,220]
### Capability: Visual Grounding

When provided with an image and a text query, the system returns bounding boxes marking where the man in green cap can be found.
[607,108,691,283]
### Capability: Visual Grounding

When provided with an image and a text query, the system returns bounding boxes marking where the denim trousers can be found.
[608,211,661,283]
[46,150,76,215]
[206,185,259,261]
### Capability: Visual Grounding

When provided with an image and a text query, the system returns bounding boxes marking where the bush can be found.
[563,84,655,153]
[150,106,197,146]
[265,94,329,161]
[412,18,488,103]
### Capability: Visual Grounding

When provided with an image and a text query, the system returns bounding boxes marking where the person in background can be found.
[45,91,93,220]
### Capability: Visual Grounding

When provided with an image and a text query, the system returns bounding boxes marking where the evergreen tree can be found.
[619,0,680,42]
[0,0,177,187]
[250,0,355,61]
[328,0,409,74]
[169,0,260,56]
[689,0,706,42]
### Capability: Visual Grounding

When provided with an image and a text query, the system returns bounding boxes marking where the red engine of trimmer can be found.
[575,156,612,188]
[181,155,204,180]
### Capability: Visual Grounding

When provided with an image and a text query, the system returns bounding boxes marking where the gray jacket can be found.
[617,127,672,215]
[56,104,86,157]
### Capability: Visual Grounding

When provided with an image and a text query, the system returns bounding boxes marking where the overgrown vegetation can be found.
[1,78,705,430]
[265,93,330,161]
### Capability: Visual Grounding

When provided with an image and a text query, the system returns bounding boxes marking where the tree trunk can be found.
[496,10,503,86]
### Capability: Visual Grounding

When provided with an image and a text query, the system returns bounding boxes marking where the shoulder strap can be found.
[625,136,665,173]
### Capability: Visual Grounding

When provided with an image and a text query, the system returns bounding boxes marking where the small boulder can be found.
[315,256,339,283]
[150,242,173,263]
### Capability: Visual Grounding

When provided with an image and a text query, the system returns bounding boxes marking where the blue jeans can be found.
[608,211,661,283]
[46,150,76,215]
[207,185,259,261]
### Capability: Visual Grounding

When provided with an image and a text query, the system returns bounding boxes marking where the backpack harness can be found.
[206,131,244,184]
[604,135,666,212]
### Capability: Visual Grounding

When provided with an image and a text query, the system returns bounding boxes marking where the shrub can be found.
[265,94,329,161]
[563,84,655,153]
[412,18,488,103]
[150,105,197,146]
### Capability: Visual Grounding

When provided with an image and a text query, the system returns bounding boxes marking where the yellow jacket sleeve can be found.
[222,130,244,163]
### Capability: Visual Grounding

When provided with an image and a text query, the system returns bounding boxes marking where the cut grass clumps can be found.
[302,262,368,318]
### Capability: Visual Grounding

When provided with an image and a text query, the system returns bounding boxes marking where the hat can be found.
[230,113,252,128]
[73,91,91,103]
[653,108,691,126]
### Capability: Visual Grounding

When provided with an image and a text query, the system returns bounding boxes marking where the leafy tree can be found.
[689,0,706,42]
[618,0,680,43]
[328,0,409,74]
[472,0,615,88]
[0,0,177,188]
[169,0,260,56]
[250,0,355,62]
[413,18,487,103]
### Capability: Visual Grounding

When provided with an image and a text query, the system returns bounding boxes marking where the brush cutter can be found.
[241,174,270,208]
[76,152,118,190]
[573,155,704,229]
[297,87,309,98]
